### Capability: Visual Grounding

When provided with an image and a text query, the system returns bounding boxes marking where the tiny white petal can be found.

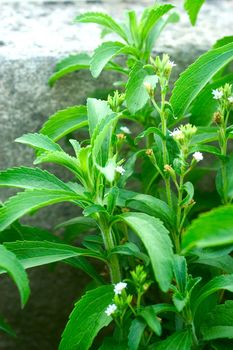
[212,89,223,100]
[120,126,131,134]
[169,60,176,67]
[193,152,203,162]
[228,96,233,103]
[105,304,117,316]
[115,166,125,175]
[114,282,127,295]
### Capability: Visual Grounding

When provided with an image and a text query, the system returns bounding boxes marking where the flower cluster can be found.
[105,282,127,317]
[170,124,197,144]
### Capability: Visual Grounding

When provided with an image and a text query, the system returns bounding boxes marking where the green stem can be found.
[219,115,229,204]
[152,97,172,208]
[99,216,121,283]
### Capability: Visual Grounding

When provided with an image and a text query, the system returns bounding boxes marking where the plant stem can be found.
[151,96,172,208]
[218,111,229,204]
[99,216,121,283]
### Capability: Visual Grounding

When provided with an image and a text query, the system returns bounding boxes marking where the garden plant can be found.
[0,1,233,349]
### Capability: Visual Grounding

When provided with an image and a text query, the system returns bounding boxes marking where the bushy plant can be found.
[0,1,233,349]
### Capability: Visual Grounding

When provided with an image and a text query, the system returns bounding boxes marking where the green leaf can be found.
[119,212,174,292]
[173,255,187,294]
[153,329,193,350]
[216,154,233,200]
[144,12,179,57]
[190,73,233,126]
[0,244,30,307]
[87,98,113,137]
[34,151,82,178]
[182,205,233,253]
[192,274,233,314]
[75,12,127,42]
[128,318,146,350]
[189,145,226,160]
[92,114,118,167]
[4,240,103,269]
[40,106,87,141]
[184,0,205,25]
[110,242,150,265]
[59,285,114,350]
[139,4,174,42]
[49,54,91,86]
[0,316,15,336]
[190,126,218,144]
[201,300,233,340]
[195,254,233,274]
[0,189,81,232]
[0,167,71,192]
[15,133,62,152]
[180,182,194,206]
[170,43,233,122]
[90,41,125,78]
[126,193,175,229]
[0,222,60,244]
[126,62,158,113]
[139,306,161,336]
[99,338,128,350]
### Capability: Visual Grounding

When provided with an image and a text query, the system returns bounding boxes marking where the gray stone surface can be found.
[0,1,232,349]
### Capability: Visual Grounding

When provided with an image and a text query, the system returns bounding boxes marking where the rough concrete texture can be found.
[0,1,232,349]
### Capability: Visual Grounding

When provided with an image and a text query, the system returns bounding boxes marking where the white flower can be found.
[212,89,223,100]
[228,96,233,103]
[169,60,176,68]
[170,128,184,140]
[105,304,117,316]
[114,282,127,295]
[120,126,131,134]
[193,152,203,162]
[115,166,125,175]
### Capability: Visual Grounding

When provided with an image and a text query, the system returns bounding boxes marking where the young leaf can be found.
[90,41,125,78]
[154,329,193,350]
[59,285,114,350]
[139,4,174,43]
[180,182,194,206]
[170,43,233,122]
[184,0,205,25]
[0,167,71,192]
[128,318,146,350]
[40,106,87,141]
[182,205,233,253]
[15,133,62,153]
[126,62,158,114]
[0,189,82,232]
[201,300,233,340]
[87,98,113,137]
[75,12,128,42]
[119,212,174,292]
[0,244,30,307]
[3,240,103,269]
[48,53,91,86]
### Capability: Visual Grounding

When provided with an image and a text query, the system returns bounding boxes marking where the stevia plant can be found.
[0,1,233,350]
